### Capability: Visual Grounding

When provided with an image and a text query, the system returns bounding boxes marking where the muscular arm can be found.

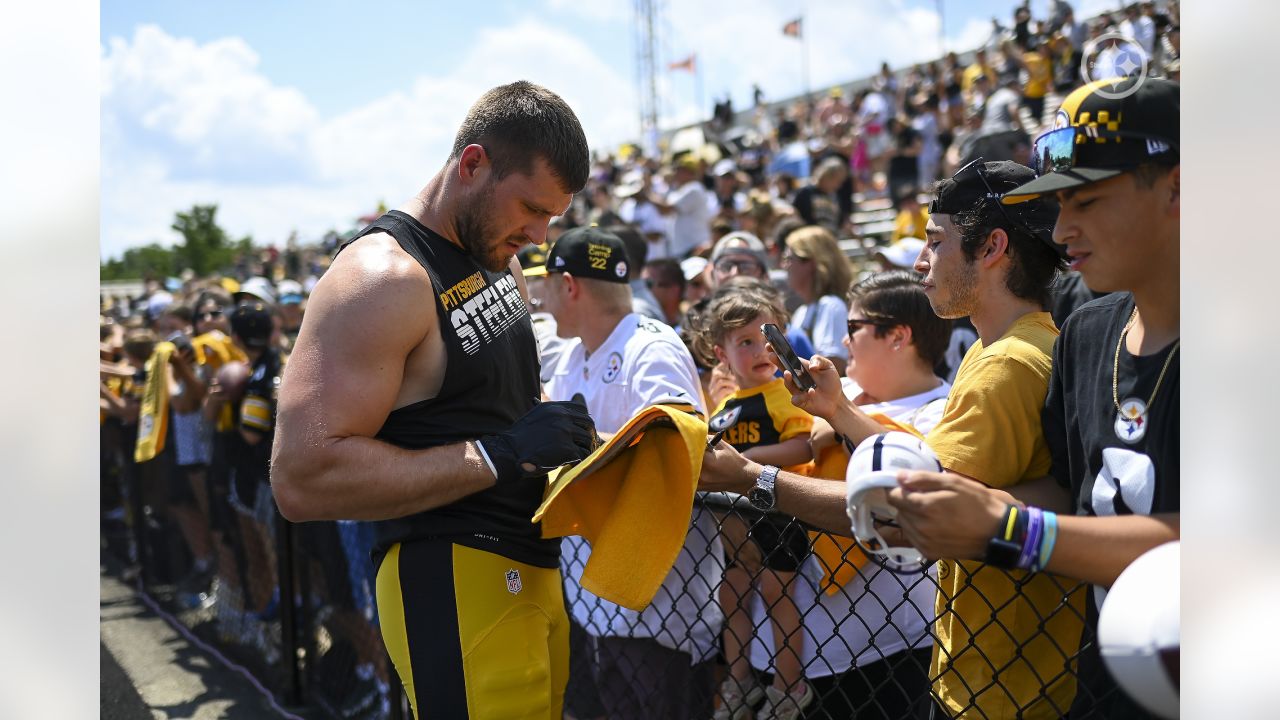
[271,236,496,522]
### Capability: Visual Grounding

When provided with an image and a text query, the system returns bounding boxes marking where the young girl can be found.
[696,284,816,720]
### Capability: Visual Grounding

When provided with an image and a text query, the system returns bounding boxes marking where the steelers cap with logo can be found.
[230,301,274,349]
[1005,77,1179,200]
[545,226,630,283]
[517,243,550,278]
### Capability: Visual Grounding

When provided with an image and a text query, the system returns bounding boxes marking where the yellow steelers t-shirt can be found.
[709,377,812,452]
[925,311,1085,719]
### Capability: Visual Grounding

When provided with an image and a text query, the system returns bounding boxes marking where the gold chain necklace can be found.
[1112,306,1179,442]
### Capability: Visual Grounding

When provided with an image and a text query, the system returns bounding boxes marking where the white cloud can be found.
[101,21,636,260]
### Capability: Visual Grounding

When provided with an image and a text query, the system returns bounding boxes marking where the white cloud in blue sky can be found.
[101,0,1108,260]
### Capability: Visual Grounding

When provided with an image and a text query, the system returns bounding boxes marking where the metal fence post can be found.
[275,510,303,708]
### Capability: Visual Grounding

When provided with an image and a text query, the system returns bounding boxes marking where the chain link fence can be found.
[103,420,1121,719]
[101,418,406,720]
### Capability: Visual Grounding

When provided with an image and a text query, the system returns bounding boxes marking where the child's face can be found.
[714,312,779,389]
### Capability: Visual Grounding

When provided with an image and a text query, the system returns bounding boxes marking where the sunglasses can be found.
[944,157,1065,258]
[847,318,895,338]
[1031,126,1178,179]
[198,308,224,319]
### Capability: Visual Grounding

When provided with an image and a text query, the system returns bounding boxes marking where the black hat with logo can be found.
[543,227,630,284]
[1005,77,1179,200]
[230,301,273,349]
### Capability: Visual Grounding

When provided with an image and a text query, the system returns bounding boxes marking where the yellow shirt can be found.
[1022,53,1051,99]
[925,312,1085,719]
[961,62,995,94]
[892,207,930,242]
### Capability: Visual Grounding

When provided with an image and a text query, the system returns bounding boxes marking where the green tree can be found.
[101,243,175,281]
[101,203,253,280]
[171,204,231,275]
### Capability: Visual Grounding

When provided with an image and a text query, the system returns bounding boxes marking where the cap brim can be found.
[522,265,549,278]
[1002,167,1123,203]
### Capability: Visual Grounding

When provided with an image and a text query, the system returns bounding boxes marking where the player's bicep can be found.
[277,243,432,447]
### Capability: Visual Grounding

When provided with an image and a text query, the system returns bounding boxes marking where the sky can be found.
[100,0,1121,261]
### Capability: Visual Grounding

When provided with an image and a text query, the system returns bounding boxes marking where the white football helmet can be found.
[845,431,942,572]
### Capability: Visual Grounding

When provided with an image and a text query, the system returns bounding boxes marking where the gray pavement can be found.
[100,556,293,720]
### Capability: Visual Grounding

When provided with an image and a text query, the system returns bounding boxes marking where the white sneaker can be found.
[755,682,814,720]
[713,676,766,720]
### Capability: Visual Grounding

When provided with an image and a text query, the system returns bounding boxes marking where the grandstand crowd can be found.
[100,2,1180,719]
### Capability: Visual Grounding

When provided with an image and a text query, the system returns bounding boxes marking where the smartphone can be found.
[761,323,816,392]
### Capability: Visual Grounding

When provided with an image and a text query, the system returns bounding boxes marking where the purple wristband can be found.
[1018,506,1043,570]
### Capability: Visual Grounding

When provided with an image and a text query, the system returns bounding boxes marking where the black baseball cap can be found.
[1005,77,1179,200]
[543,227,630,284]
[230,301,273,349]
[930,159,1063,255]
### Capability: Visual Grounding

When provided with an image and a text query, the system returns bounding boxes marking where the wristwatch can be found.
[983,504,1024,570]
[747,465,780,510]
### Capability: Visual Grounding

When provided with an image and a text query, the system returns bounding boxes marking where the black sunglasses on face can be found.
[199,308,224,319]
[847,318,895,337]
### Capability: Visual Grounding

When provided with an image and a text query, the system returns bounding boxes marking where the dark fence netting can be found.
[102,428,1121,719]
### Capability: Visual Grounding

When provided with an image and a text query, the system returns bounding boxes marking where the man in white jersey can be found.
[539,226,724,720]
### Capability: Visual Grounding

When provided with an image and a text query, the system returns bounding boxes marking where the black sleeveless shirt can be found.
[338,211,556,568]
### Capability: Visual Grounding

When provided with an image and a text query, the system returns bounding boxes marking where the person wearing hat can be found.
[271,82,599,718]
[887,77,1181,719]
[539,226,722,720]
[234,276,276,308]
[275,279,306,353]
[701,158,1084,719]
[208,300,286,635]
[615,168,673,260]
[711,159,748,220]
[650,154,713,259]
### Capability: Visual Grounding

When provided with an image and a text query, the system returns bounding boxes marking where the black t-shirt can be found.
[1043,292,1179,719]
[792,184,842,233]
[231,349,283,502]
[338,211,553,568]
[1049,270,1106,330]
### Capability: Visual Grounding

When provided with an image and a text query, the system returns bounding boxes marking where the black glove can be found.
[478,399,598,482]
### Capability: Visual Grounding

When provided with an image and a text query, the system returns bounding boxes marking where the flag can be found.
[782,17,802,38]
[667,54,696,73]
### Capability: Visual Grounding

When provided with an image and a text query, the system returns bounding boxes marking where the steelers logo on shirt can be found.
[602,352,623,383]
[709,405,741,432]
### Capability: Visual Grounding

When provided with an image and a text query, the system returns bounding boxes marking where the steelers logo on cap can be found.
[615,261,628,279]
[1080,31,1149,100]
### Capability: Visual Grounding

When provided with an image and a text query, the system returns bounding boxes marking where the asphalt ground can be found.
[100,551,293,720]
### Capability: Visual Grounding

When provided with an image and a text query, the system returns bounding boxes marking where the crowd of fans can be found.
[100,2,1179,718]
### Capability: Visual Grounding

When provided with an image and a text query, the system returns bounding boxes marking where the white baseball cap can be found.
[875,238,925,269]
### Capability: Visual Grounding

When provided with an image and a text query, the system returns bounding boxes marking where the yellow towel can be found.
[134,341,175,463]
[194,331,248,431]
[807,412,926,594]
[533,403,707,611]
